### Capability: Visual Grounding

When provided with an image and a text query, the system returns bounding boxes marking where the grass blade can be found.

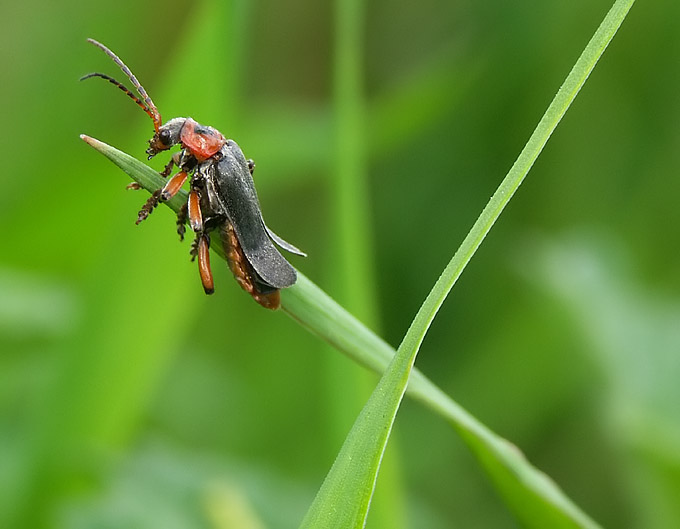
[298,310,416,528]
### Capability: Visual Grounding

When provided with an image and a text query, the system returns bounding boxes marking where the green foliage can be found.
[2,0,679,528]
[84,1,634,522]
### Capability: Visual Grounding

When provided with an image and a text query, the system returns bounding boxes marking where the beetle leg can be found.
[136,170,186,225]
[126,182,142,190]
[160,158,175,178]
[190,236,199,260]
[136,189,162,224]
[176,202,188,241]
[187,188,203,233]
[137,166,191,225]
[160,170,188,201]
[197,233,214,295]
[160,151,184,178]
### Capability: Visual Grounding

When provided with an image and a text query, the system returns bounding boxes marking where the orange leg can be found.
[188,189,203,233]
[160,171,188,201]
[136,171,187,225]
[197,234,214,295]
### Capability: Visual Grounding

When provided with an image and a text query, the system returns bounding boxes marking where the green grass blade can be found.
[331,0,376,320]
[285,274,602,529]
[298,314,416,528]
[326,0,408,522]
[401,0,636,358]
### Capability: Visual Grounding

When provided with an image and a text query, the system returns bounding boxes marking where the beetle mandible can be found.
[82,39,305,309]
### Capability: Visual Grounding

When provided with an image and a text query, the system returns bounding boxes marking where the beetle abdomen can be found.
[220,221,280,309]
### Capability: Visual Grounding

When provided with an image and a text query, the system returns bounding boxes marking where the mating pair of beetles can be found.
[83,39,304,309]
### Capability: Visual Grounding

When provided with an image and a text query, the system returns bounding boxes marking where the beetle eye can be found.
[159,129,172,146]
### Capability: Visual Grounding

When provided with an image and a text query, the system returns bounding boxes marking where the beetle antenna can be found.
[86,38,162,131]
[80,72,154,118]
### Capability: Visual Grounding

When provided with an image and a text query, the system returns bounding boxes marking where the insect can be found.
[82,39,305,309]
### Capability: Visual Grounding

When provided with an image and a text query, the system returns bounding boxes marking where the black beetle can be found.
[82,38,304,309]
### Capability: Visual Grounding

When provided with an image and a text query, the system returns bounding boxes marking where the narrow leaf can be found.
[298,319,417,528]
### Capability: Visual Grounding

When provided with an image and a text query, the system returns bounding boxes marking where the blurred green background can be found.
[1,0,679,527]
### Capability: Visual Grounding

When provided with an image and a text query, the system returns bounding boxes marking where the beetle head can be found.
[147,117,187,158]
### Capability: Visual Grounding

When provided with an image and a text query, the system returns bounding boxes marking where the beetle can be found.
[82,39,304,309]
